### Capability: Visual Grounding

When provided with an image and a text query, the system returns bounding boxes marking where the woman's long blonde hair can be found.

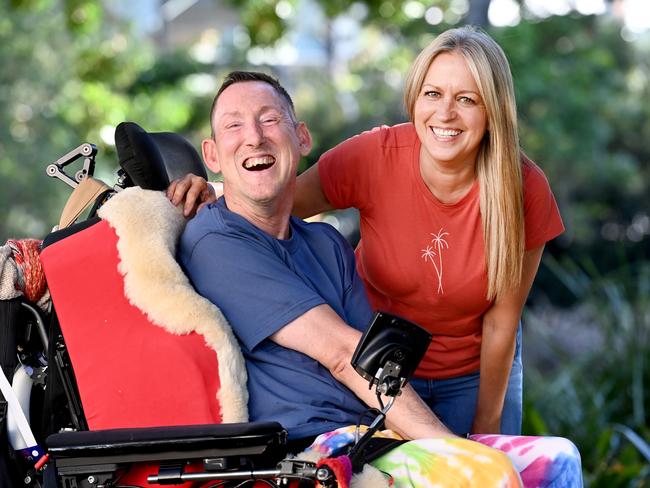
[404,26,524,301]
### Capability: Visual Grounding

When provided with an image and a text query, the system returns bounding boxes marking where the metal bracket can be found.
[45,143,97,189]
[147,459,324,485]
[375,360,404,397]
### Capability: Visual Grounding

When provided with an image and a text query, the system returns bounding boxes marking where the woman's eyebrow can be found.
[422,83,479,94]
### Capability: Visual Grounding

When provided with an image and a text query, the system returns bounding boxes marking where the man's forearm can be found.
[272,305,454,440]
[334,362,454,440]
[386,385,455,439]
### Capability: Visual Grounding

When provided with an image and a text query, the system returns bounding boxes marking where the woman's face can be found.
[413,51,488,170]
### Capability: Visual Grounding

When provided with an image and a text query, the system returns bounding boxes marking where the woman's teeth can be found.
[432,127,461,137]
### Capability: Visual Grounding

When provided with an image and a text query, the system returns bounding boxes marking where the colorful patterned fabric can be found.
[305,426,582,487]
[470,434,583,488]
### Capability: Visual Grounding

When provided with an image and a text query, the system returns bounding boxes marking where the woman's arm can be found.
[472,245,544,434]
[167,174,218,217]
[293,164,335,218]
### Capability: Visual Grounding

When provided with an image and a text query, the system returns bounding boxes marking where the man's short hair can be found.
[209,71,297,134]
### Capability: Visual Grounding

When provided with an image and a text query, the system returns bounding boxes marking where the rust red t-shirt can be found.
[318,123,564,379]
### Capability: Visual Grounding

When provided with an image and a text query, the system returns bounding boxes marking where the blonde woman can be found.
[169,26,563,436]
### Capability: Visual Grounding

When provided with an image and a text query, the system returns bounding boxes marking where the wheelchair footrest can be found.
[46,421,287,468]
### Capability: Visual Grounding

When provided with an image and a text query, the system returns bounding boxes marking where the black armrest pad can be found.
[46,422,287,458]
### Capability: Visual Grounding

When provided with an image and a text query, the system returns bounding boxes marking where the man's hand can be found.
[166,174,219,217]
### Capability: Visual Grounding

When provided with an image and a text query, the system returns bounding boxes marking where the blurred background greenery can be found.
[1,0,649,484]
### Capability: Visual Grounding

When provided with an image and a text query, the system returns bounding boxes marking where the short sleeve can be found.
[317,127,383,211]
[180,231,325,351]
[523,159,565,250]
[321,225,374,329]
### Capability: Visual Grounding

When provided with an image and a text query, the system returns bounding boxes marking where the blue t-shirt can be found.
[178,198,374,439]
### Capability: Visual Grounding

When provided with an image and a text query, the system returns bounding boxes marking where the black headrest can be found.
[114,122,208,191]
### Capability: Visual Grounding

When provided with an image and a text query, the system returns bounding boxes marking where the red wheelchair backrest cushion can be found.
[40,220,223,430]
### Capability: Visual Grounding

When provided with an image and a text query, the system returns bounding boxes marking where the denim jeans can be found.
[410,324,523,435]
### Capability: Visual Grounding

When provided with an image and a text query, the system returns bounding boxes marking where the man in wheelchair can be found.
[0,71,582,487]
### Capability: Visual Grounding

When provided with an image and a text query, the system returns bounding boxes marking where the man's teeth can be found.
[243,156,275,169]
[432,127,461,137]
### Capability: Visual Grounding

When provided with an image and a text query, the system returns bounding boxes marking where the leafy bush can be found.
[524,256,650,486]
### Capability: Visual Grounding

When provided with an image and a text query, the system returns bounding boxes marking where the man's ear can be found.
[201,138,221,173]
[296,122,313,157]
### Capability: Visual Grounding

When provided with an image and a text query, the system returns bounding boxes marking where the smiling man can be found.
[177,71,521,487]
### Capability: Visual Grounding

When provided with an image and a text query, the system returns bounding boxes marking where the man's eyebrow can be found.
[218,105,285,119]
[218,110,242,119]
[258,104,286,114]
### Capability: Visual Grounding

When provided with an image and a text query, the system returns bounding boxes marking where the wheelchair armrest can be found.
[46,421,287,466]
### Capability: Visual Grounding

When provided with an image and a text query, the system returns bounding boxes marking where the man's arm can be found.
[271,304,454,440]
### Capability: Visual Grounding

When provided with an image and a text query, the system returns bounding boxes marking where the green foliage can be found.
[224,0,290,45]
[1,0,82,239]
[0,1,211,240]
[494,16,650,268]
[224,0,426,46]
[524,257,650,485]
[62,0,102,35]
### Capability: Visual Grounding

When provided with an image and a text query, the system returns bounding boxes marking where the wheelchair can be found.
[0,122,432,488]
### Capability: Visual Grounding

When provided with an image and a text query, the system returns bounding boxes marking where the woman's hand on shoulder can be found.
[166,173,220,217]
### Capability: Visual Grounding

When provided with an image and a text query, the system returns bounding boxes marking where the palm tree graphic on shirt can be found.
[421,229,449,294]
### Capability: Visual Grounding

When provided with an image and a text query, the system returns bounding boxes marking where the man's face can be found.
[203,81,311,210]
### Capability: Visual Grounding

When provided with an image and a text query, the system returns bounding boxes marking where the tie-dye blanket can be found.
[304,426,582,487]
[470,434,583,488]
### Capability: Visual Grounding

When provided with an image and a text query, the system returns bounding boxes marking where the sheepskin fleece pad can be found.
[97,187,248,423]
